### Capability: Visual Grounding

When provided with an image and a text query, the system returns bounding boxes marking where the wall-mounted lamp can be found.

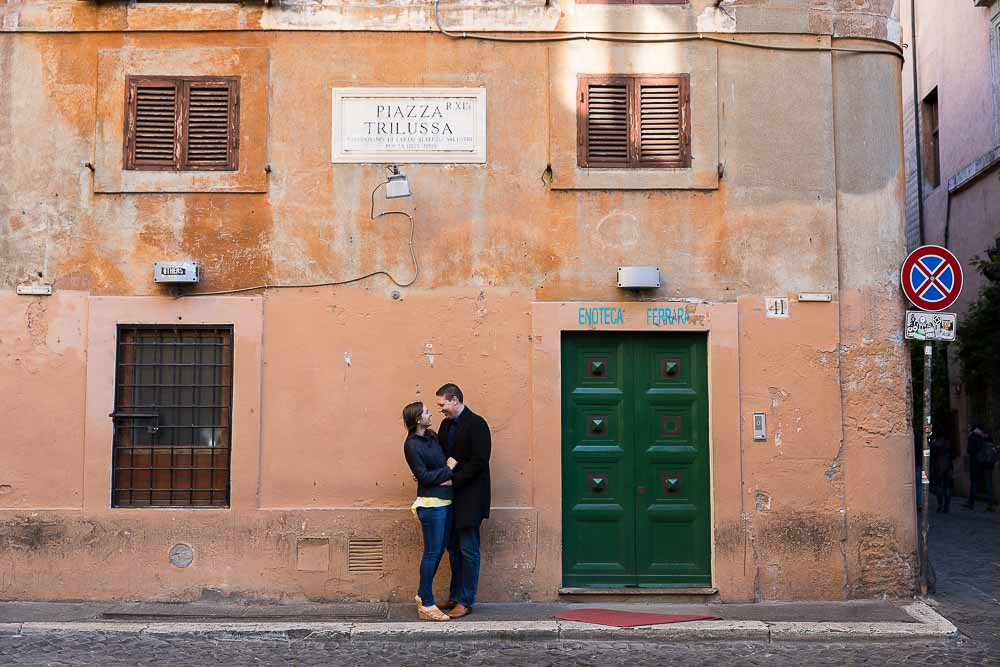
[385,164,411,199]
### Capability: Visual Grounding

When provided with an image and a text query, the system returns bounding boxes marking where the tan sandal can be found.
[418,604,451,622]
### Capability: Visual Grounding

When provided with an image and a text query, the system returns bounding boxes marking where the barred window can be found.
[111,326,234,508]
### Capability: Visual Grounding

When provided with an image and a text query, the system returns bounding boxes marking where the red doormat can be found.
[553,609,721,628]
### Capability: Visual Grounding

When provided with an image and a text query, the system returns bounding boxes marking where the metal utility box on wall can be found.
[154,261,200,284]
[617,266,661,289]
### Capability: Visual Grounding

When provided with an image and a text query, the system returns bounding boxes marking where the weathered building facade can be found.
[0,0,916,603]
[901,0,1000,495]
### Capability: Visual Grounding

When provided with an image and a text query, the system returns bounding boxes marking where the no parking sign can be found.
[900,245,964,312]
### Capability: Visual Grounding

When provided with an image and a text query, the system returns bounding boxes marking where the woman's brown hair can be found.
[402,401,424,435]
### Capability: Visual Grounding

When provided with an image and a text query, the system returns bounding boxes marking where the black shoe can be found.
[987,505,996,512]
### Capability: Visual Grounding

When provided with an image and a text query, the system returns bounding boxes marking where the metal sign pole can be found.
[901,244,963,597]
[920,341,932,596]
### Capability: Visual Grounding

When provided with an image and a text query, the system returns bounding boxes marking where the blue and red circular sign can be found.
[900,245,963,312]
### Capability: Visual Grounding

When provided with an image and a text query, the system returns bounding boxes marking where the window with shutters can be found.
[124,76,240,172]
[577,74,690,169]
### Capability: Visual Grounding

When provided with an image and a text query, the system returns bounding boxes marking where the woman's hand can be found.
[447,457,458,470]
[440,480,453,486]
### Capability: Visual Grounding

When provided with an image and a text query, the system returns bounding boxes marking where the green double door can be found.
[561,332,711,587]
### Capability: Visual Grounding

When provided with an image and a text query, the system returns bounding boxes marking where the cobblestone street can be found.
[1,634,999,666]
[1,505,998,665]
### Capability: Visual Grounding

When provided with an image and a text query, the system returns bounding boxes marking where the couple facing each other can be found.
[402,383,492,621]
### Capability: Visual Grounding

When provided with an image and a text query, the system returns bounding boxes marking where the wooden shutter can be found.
[579,76,630,168]
[578,73,690,169]
[125,76,238,172]
[181,78,239,171]
[125,78,180,170]
[635,75,689,167]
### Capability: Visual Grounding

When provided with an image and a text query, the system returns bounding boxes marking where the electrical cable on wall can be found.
[431,0,903,61]
[180,172,418,297]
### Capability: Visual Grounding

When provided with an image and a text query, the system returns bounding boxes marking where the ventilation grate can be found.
[348,538,384,574]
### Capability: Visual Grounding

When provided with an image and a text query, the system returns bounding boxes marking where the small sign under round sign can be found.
[900,245,963,312]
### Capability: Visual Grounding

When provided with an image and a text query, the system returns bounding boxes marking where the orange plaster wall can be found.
[257,288,533,510]
[0,291,88,510]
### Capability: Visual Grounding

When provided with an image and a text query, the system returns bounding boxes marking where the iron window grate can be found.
[111,325,234,508]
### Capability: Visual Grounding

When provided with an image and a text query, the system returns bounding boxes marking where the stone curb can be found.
[0,601,958,643]
[767,602,958,642]
[351,621,561,642]
[556,619,769,642]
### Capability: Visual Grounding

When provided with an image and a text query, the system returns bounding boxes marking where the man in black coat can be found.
[435,383,491,618]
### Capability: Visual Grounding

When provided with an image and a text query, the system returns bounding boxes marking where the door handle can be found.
[637,485,645,495]
[109,412,159,419]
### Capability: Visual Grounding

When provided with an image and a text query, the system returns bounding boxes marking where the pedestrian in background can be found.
[965,424,997,512]
[929,430,956,513]
[914,429,924,511]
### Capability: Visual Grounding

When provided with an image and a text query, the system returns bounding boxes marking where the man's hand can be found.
[440,480,453,486]
[447,457,458,470]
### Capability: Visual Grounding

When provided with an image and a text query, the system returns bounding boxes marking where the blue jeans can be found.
[416,505,452,607]
[447,522,481,607]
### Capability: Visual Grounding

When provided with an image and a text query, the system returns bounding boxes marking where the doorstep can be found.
[558,587,720,604]
[559,587,718,596]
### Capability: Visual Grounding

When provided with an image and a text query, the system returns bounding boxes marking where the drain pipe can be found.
[911,0,926,246]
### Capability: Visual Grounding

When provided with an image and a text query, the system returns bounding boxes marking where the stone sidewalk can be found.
[0,598,956,644]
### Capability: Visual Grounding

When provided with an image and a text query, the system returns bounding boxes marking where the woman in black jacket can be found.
[402,401,457,621]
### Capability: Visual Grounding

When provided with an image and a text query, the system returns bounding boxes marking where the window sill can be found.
[551,166,717,191]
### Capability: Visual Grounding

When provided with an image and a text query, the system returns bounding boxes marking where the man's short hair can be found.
[436,383,464,404]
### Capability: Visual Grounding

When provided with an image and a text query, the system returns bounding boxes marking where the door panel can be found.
[561,336,635,586]
[562,332,710,587]
[634,334,711,585]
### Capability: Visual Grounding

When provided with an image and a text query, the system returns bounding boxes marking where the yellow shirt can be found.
[411,497,452,516]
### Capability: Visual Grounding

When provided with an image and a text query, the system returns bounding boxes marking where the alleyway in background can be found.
[927,503,1000,650]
